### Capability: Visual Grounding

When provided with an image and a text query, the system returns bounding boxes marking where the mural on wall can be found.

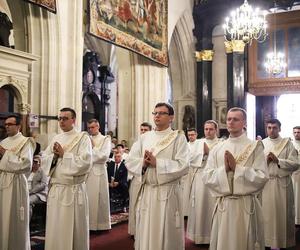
[89,0,168,66]
[24,0,57,13]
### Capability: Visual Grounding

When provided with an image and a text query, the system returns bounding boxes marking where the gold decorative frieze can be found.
[224,40,246,53]
[224,41,233,53]
[195,50,214,62]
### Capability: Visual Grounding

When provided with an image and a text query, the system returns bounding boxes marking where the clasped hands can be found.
[53,142,64,158]
[224,150,236,172]
[109,178,119,188]
[143,150,156,169]
[267,152,279,165]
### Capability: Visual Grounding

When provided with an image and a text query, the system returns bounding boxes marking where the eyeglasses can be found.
[58,116,71,121]
[152,112,169,116]
[4,123,17,127]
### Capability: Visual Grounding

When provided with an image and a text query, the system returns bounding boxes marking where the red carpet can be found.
[90,221,209,250]
[32,220,300,249]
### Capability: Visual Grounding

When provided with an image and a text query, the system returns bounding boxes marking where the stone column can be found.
[195,49,214,137]
[225,40,246,109]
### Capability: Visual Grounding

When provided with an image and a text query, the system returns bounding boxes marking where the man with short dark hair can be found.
[115,143,129,160]
[203,107,269,250]
[182,128,198,216]
[128,121,152,236]
[126,102,189,250]
[107,152,128,212]
[140,122,152,134]
[262,118,299,249]
[187,120,220,244]
[86,118,111,231]
[292,126,300,225]
[41,107,92,250]
[0,115,34,250]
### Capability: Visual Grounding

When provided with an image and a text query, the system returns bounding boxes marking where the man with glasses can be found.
[126,102,189,250]
[86,118,111,231]
[41,107,92,250]
[262,119,299,250]
[0,115,35,250]
[182,128,198,217]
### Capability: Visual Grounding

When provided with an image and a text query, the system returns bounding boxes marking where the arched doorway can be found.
[0,85,18,123]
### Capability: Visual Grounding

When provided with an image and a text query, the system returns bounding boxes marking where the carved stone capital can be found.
[195,50,214,62]
[224,41,233,53]
[224,40,245,53]
[18,103,31,114]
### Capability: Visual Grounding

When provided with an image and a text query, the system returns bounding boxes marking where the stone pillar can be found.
[225,40,246,109]
[195,49,214,137]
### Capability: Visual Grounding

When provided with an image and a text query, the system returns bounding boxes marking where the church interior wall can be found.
[1,0,196,147]
[169,9,196,131]
[1,0,84,148]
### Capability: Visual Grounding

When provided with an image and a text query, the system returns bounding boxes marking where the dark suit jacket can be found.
[107,160,128,197]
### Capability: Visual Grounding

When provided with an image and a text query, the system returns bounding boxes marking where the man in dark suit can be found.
[107,152,128,212]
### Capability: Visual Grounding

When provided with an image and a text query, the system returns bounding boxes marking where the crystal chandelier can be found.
[264,8,286,75]
[265,51,286,75]
[223,0,268,44]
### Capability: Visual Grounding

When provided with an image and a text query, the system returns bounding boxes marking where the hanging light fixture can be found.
[264,8,287,75]
[223,0,268,44]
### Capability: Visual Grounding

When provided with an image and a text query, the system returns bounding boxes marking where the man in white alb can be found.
[126,102,189,250]
[41,108,92,250]
[292,126,300,225]
[262,119,299,249]
[128,121,152,237]
[182,128,198,217]
[86,118,111,231]
[0,115,34,250]
[203,107,269,250]
[187,120,219,244]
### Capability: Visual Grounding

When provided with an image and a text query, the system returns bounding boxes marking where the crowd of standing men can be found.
[0,103,300,250]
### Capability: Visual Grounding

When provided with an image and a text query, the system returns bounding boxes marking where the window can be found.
[248,10,300,96]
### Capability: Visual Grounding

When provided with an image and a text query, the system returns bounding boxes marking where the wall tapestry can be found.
[89,0,168,66]
[25,0,57,13]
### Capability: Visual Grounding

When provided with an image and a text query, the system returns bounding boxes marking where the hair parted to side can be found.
[87,118,99,125]
[204,120,219,130]
[187,128,197,133]
[141,122,152,130]
[266,118,281,128]
[60,107,76,119]
[228,107,247,121]
[6,114,21,125]
[155,102,174,116]
[115,143,125,149]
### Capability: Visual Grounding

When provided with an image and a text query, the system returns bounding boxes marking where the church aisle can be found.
[90,221,300,250]
[90,221,209,250]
